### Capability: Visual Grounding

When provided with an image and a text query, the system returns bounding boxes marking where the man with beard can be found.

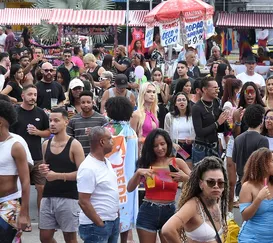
[58,49,79,80]
[20,55,34,86]
[39,107,85,243]
[10,84,50,231]
[192,76,229,165]
[170,61,194,95]
[113,45,131,74]
[36,62,65,111]
[0,52,10,90]
[67,90,107,156]
[9,37,28,58]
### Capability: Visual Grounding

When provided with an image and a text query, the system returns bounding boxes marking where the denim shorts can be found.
[79,217,120,243]
[136,201,175,233]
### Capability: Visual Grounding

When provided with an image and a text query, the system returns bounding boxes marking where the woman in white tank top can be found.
[161,156,228,243]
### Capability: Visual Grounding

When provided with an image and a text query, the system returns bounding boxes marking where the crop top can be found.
[185,200,223,242]
[142,110,159,138]
[144,158,178,201]
[0,137,18,175]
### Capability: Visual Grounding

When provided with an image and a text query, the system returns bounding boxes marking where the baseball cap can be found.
[115,74,128,88]
[69,78,84,90]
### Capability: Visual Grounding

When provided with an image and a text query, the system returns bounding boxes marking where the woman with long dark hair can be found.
[262,109,273,151]
[102,54,117,83]
[215,63,229,98]
[1,64,24,103]
[164,92,195,169]
[162,156,228,243]
[56,67,71,92]
[127,128,190,243]
[209,61,220,78]
[239,148,273,243]
[174,78,193,103]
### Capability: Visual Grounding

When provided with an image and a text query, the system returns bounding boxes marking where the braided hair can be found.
[178,156,229,241]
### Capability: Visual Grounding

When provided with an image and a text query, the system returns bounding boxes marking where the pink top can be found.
[71,56,84,68]
[142,111,159,138]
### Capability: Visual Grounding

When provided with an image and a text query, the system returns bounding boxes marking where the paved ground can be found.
[22,186,242,243]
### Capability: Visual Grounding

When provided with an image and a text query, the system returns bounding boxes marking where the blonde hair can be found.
[264,76,273,103]
[83,53,96,62]
[137,82,158,133]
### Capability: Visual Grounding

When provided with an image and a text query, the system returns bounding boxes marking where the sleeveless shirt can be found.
[43,137,78,199]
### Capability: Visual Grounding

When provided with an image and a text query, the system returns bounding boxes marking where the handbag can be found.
[199,197,222,243]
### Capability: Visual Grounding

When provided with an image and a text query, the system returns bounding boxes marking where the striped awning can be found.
[216,12,273,29]
[0,8,52,25]
[48,9,126,26]
[128,10,149,27]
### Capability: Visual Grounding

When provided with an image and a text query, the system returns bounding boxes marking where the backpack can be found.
[225,219,240,243]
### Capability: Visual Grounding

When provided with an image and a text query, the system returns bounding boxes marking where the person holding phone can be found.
[164,92,195,169]
[162,156,228,243]
[127,129,190,243]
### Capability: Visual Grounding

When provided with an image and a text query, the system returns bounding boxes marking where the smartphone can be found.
[169,164,179,173]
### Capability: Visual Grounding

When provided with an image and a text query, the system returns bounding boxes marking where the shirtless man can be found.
[0,100,30,242]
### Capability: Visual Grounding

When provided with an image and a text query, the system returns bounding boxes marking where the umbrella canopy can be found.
[144,0,214,23]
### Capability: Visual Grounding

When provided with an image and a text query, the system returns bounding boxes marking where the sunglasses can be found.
[204,179,226,189]
[265,116,273,121]
[43,69,54,73]
[244,89,256,95]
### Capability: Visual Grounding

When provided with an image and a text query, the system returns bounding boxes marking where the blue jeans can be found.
[136,201,175,233]
[79,217,120,243]
[192,143,219,166]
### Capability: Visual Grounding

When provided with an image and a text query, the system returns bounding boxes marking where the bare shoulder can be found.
[241,181,255,190]
[71,137,83,149]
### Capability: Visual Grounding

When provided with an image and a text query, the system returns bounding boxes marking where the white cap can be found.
[69,78,84,90]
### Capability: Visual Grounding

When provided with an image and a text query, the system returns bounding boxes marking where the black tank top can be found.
[43,137,78,199]
[89,65,100,82]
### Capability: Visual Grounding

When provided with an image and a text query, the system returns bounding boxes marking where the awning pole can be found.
[126,0,129,56]
[150,0,153,10]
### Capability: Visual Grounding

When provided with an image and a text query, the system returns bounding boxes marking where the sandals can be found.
[23,224,32,232]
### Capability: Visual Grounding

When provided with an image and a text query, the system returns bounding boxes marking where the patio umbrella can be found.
[144,0,214,24]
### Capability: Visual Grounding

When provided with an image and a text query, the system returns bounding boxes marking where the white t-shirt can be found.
[77,155,119,225]
[0,33,7,46]
[236,72,265,87]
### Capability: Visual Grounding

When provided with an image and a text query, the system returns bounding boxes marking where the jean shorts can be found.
[79,217,120,243]
[136,200,175,233]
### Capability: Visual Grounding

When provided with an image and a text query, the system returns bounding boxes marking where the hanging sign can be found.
[159,20,180,47]
[144,25,154,48]
[204,16,215,40]
[185,20,204,46]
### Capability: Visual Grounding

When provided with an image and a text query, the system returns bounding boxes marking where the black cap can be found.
[245,55,257,64]
[94,43,104,49]
[5,25,12,30]
[115,74,128,88]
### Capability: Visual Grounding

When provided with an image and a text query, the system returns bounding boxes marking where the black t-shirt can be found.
[192,99,225,143]
[10,106,49,160]
[116,56,131,74]
[232,131,269,177]
[7,81,22,102]
[36,80,66,110]
[9,46,29,57]
[0,65,7,75]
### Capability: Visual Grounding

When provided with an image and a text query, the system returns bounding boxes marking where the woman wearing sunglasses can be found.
[239,148,273,243]
[262,109,273,151]
[162,156,228,243]
[127,128,190,243]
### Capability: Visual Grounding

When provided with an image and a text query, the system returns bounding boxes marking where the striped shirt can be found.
[67,112,108,156]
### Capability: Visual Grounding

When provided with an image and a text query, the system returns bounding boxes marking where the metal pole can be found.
[126,0,129,56]
[150,0,153,10]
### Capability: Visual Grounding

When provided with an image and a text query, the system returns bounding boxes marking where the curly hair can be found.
[244,104,265,128]
[177,156,229,241]
[137,128,173,168]
[0,100,17,126]
[242,148,273,184]
[105,97,134,122]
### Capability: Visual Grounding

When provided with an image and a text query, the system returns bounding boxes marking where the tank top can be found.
[0,137,18,175]
[109,88,132,99]
[43,137,78,199]
[89,65,100,82]
[142,110,159,137]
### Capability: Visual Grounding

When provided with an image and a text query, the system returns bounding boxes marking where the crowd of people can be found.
[1,23,273,243]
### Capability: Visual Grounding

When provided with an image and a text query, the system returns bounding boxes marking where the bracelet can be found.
[214,122,218,129]
[63,173,66,182]
[235,121,241,126]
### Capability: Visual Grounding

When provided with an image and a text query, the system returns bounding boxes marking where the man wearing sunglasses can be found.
[236,55,265,91]
[36,62,65,111]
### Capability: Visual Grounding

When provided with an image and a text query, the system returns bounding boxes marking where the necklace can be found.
[201,98,215,117]
[0,135,12,146]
